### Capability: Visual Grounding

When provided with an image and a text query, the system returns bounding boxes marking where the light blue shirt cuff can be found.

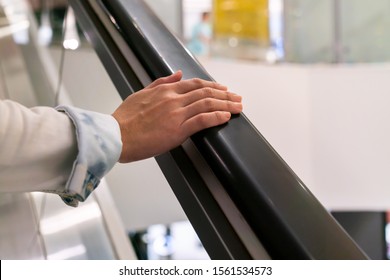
[56,106,122,207]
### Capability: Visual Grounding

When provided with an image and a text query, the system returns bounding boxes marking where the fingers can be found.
[182,98,243,122]
[172,78,228,94]
[179,87,243,138]
[146,72,227,96]
[181,111,232,136]
[146,71,183,89]
[113,72,243,163]
[180,88,242,107]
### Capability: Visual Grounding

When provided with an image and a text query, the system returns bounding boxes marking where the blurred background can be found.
[0,0,390,260]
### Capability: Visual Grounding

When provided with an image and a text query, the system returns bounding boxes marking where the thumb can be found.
[146,71,183,89]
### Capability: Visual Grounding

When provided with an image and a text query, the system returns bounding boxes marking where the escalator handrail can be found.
[73,0,368,259]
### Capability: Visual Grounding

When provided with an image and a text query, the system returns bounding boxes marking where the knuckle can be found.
[203,98,215,111]
[215,111,226,123]
[192,78,204,85]
[157,83,170,92]
[162,96,179,109]
[210,81,220,89]
[170,109,186,126]
[201,87,215,98]
[226,99,233,110]
[155,76,165,84]
[170,109,182,121]
[197,114,209,127]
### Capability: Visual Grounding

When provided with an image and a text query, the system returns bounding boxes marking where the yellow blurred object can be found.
[213,0,269,43]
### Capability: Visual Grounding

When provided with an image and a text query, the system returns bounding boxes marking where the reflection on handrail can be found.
[69,0,368,259]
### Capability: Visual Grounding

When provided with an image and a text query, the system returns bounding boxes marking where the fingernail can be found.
[224,112,232,119]
[230,93,242,101]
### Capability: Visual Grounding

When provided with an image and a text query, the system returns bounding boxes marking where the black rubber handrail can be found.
[71,0,368,259]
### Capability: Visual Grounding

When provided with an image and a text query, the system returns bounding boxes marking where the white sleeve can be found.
[0,100,122,207]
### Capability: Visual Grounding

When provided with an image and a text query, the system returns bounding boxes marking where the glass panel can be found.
[0,0,117,259]
[33,193,115,260]
[283,0,390,63]
[0,193,45,259]
[283,0,335,63]
[340,0,390,63]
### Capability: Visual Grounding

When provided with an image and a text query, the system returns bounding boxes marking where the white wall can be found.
[309,66,390,210]
[55,47,390,233]
[201,58,390,210]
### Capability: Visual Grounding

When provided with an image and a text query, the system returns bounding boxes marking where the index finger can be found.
[173,78,228,94]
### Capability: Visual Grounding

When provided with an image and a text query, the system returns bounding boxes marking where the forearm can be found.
[0,100,78,193]
[0,100,122,207]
